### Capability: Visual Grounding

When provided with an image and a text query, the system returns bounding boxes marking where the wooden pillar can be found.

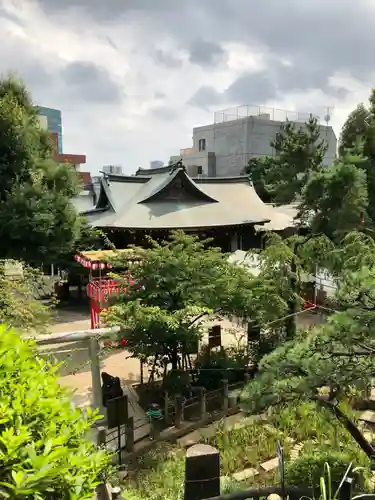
[222,379,229,412]
[199,388,206,420]
[184,444,220,500]
[164,390,170,424]
[125,417,134,453]
[230,232,238,252]
[175,395,184,428]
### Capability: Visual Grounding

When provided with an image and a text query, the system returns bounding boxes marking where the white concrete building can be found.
[171,105,337,177]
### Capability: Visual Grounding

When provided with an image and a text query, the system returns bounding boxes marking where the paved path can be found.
[45,309,324,408]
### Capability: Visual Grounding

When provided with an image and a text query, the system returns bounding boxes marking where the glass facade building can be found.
[38,107,63,154]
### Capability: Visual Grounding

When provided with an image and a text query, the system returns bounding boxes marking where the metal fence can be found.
[213,104,324,125]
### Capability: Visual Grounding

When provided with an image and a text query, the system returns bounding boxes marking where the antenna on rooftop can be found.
[324,106,334,126]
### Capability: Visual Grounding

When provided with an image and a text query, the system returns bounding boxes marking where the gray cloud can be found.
[61,61,123,103]
[188,39,225,67]
[225,72,277,105]
[188,61,349,110]
[153,49,183,69]
[37,0,375,88]
[150,106,177,121]
[188,86,223,110]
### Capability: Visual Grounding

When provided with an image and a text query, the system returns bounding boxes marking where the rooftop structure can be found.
[82,163,297,252]
[171,104,337,178]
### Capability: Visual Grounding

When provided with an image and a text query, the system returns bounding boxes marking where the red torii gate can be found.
[74,250,135,329]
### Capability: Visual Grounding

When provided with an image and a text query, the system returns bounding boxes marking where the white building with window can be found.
[170,105,337,177]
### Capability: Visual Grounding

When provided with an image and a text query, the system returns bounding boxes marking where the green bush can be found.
[285,450,366,493]
[0,325,112,499]
[193,344,247,390]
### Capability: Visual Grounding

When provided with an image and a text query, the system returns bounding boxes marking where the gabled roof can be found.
[81,166,295,231]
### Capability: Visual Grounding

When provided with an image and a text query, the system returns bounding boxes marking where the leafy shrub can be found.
[193,344,247,390]
[0,325,112,499]
[0,260,52,332]
[285,451,366,493]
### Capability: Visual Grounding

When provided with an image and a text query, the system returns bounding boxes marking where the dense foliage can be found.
[0,325,112,499]
[103,231,291,376]
[0,260,52,333]
[245,117,327,205]
[241,231,375,414]
[0,75,82,265]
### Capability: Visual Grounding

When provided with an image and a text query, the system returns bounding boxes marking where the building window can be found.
[197,166,203,175]
[198,138,206,152]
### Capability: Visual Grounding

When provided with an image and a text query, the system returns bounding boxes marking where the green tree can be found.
[241,232,375,414]
[244,117,327,205]
[339,103,370,156]
[103,231,290,374]
[0,75,81,264]
[0,325,112,499]
[299,150,369,239]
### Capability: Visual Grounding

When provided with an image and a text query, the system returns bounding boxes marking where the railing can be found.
[214,104,322,125]
[202,485,310,500]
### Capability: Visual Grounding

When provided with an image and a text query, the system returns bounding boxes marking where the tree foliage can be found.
[245,117,327,205]
[0,260,52,333]
[299,150,369,239]
[0,75,81,264]
[0,325,111,499]
[339,103,370,156]
[103,231,290,372]
[241,231,375,414]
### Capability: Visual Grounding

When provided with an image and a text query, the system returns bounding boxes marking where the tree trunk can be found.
[171,349,178,371]
[285,254,297,340]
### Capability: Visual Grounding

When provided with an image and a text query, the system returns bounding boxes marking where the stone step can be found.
[232,468,259,482]
[260,457,279,472]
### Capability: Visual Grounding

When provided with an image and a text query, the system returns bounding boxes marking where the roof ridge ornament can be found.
[169,159,186,175]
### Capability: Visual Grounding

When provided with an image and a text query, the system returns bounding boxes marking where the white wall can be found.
[193,117,337,177]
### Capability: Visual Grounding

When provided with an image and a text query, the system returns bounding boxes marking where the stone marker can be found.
[184,444,220,500]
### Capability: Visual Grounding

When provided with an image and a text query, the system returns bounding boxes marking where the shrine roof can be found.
[81,165,296,231]
[77,249,135,262]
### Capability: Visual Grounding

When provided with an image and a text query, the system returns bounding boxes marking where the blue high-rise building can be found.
[38,107,63,154]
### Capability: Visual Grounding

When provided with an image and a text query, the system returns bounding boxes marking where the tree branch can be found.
[313,395,375,458]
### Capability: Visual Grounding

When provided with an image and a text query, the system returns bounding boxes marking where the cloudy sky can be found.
[1,0,375,174]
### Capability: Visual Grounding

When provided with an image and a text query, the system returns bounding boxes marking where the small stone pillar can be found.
[184,444,220,500]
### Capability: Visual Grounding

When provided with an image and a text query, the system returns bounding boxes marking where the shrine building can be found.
[81,163,297,252]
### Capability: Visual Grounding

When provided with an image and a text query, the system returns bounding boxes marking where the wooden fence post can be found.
[184,444,220,500]
[125,417,134,453]
[222,379,229,413]
[164,390,170,424]
[175,395,184,428]
[199,388,207,420]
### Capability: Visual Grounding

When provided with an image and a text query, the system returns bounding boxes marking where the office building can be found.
[102,165,123,175]
[171,105,337,177]
[38,107,63,154]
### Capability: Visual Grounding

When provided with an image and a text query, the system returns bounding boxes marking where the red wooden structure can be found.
[74,250,134,329]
